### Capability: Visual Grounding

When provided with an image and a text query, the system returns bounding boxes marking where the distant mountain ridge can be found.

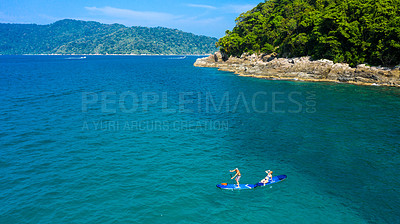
[0,19,218,55]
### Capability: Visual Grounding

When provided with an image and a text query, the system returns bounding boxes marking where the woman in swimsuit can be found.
[260,170,273,185]
[230,168,241,187]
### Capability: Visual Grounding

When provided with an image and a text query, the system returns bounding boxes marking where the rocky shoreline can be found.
[194,52,400,87]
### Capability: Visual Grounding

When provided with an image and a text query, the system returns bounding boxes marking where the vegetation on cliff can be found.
[0,19,217,55]
[217,0,400,66]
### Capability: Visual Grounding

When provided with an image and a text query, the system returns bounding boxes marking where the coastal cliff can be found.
[194,52,400,87]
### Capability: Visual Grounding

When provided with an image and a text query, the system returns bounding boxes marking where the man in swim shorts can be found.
[230,168,241,187]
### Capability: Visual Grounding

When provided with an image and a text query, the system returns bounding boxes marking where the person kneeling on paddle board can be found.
[260,170,273,185]
[230,168,241,187]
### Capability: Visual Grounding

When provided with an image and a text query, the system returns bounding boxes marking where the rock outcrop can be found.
[194,52,400,87]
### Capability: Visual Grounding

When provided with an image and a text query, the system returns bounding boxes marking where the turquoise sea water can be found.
[1,55,399,223]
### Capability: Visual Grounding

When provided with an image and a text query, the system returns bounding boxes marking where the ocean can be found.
[1,55,399,223]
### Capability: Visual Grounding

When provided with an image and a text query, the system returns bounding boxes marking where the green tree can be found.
[217,0,400,66]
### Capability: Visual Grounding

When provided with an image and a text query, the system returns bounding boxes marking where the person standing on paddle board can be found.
[230,168,241,187]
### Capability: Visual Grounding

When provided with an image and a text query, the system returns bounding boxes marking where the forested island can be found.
[0,19,217,55]
[217,0,400,67]
[195,0,400,86]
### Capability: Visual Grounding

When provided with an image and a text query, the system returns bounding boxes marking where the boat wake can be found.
[66,56,86,60]
[164,56,187,60]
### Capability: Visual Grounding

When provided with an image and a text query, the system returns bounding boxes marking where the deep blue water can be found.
[0,55,399,223]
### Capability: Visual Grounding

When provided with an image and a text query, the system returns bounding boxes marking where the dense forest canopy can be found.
[0,19,218,55]
[217,0,400,66]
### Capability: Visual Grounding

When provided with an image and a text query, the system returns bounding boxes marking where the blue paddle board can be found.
[216,183,257,190]
[254,175,287,188]
[216,175,287,190]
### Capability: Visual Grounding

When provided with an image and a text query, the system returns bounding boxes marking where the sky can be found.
[0,0,262,38]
